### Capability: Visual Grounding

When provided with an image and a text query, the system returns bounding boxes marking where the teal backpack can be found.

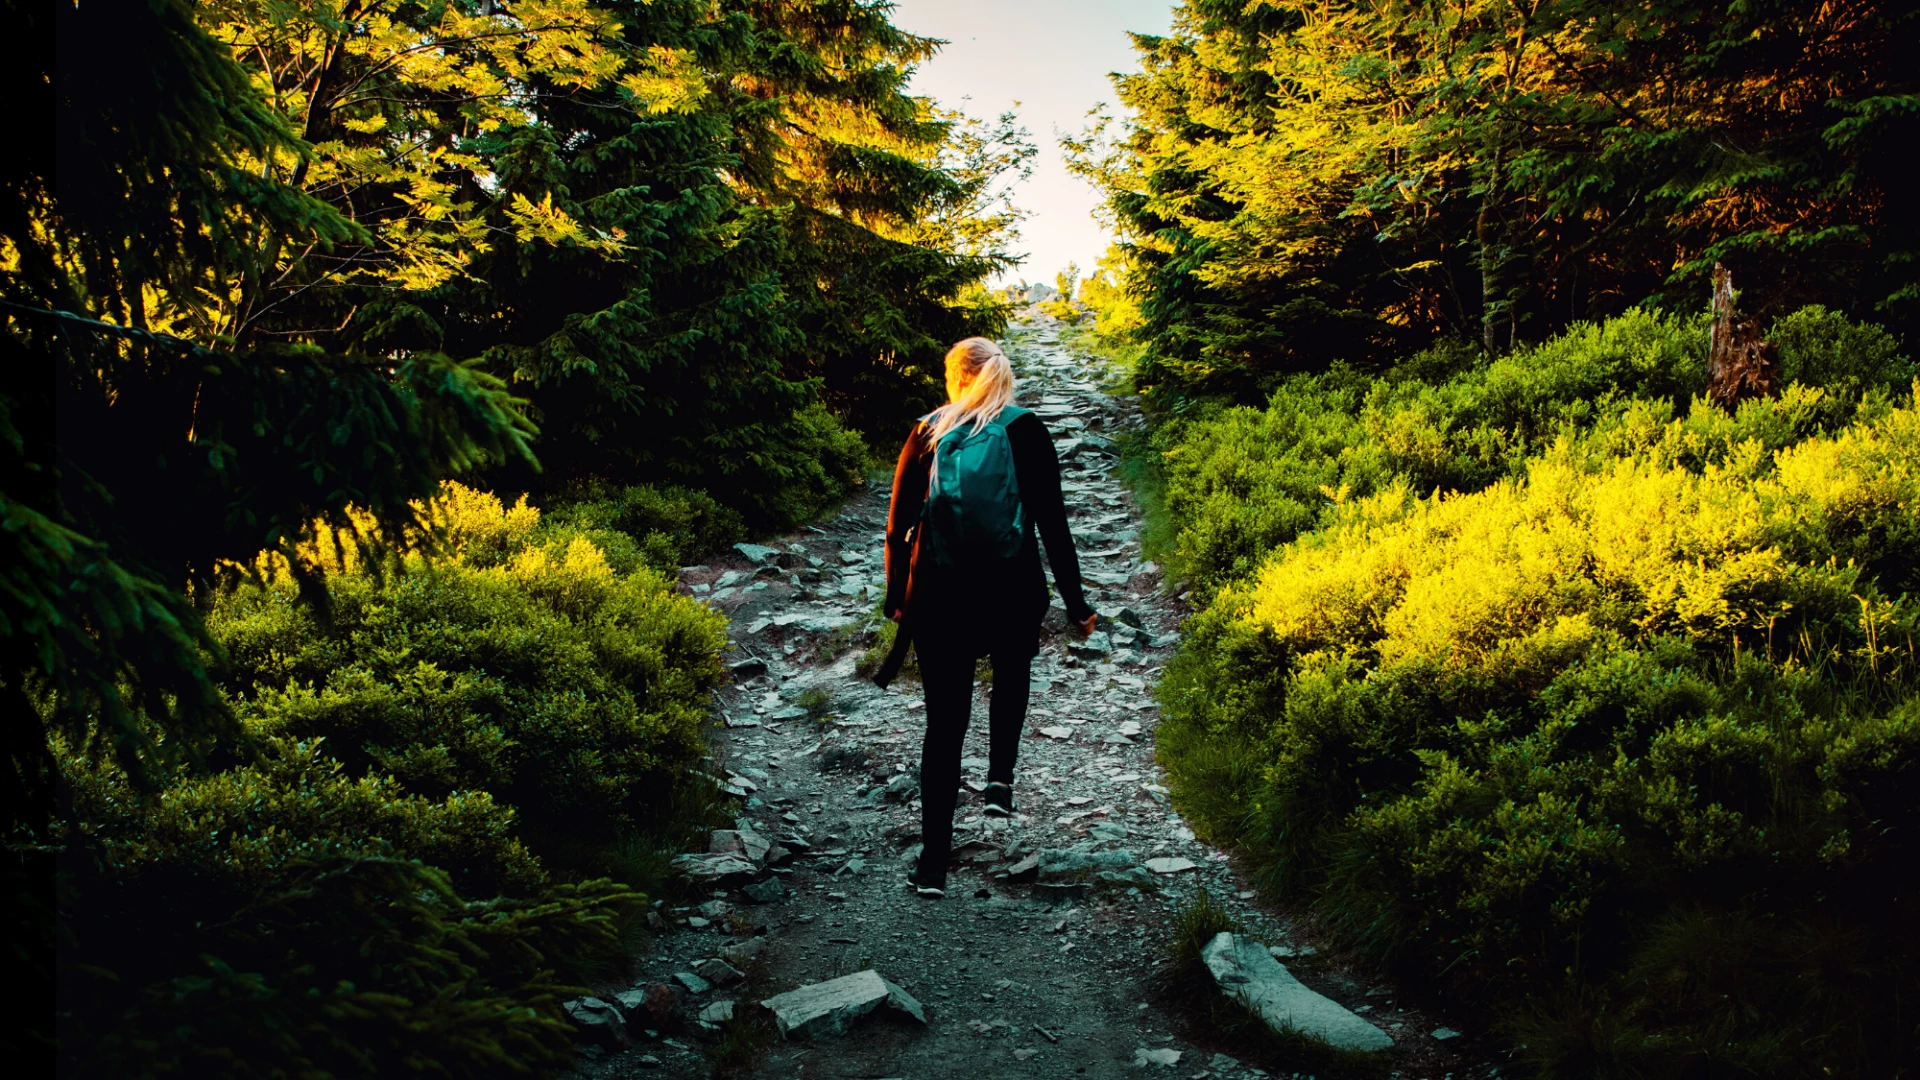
[920,405,1029,568]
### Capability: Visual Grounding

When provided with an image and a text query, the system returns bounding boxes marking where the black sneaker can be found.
[906,865,946,898]
[983,782,1015,818]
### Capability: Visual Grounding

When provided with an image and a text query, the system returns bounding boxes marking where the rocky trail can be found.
[564,319,1493,1080]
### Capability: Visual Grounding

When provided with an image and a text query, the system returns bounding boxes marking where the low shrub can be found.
[1770,303,1917,403]
[211,483,730,841]
[740,401,871,530]
[1157,306,1910,590]
[1151,309,1919,1076]
[538,480,746,572]
[55,482,730,1076]
[57,737,634,1077]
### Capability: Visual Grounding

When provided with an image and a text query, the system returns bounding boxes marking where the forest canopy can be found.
[1070,0,1919,404]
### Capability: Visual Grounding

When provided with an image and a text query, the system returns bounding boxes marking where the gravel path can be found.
[572,317,1489,1080]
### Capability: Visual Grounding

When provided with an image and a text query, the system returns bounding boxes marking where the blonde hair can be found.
[926,337,1015,444]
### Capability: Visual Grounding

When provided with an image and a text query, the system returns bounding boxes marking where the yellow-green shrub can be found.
[1159,307,1909,590]
[55,483,727,1077]
[210,484,730,837]
[1152,310,1920,1076]
[534,480,746,571]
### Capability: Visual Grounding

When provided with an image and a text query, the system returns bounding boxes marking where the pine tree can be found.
[1081,0,1919,403]
[197,0,1026,526]
[3,0,535,824]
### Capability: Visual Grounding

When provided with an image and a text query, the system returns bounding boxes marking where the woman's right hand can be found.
[889,609,902,623]
[1078,612,1098,635]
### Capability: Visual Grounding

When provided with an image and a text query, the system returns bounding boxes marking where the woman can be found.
[881,336,1097,899]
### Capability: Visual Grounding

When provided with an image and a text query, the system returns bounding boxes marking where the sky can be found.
[888,0,1177,287]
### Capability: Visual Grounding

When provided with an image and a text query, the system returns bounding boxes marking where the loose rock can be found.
[1038,846,1139,881]
[563,997,626,1046]
[741,878,789,904]
[694,958,745,987]
[1003,851,1042,879]
[733,542,787,566]
[626,983,680,1030]
[671,852,758,883]
[759,969,928,1039]
[719,937,766,968]
[710,829,773,864]
[1200,933,1393,1052]
[1067,632,1112,657]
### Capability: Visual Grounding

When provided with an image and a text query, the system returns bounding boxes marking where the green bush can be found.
[1770,304,1917,403]
[56,736,634,1077]
[765,401,873,527]
[211,484,730,839]
[1151,309,1920,1076]
[68,736,549,899]
[1158,307,1907,590]
[538,480,746,572]
[53,482,732,1076]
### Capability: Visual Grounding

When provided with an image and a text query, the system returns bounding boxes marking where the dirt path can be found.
[573,317,1489,1080]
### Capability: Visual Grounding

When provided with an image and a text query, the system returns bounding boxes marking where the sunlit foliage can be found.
[188,0,1031,509]
[1152,309,1919,1077]
[1071,0,1919,402]
[55,485,725,1075]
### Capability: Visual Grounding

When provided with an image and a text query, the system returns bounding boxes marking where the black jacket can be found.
[883,409,1093,663]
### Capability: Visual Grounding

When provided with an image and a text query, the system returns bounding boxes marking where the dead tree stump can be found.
[1706,262,1781,410]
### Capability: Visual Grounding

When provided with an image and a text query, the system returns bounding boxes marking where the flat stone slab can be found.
[1145,856,1196,874]
[1037,846,1139,881]
[741,878,788,904]
[1200,933,1393,1052]
[760,969,926,1038]
[719,937,766,967]
[695,958,744,987]
[562,996,624,1044]
[710,829,772,864]
[672,852,758,883]
[733,542,787,566]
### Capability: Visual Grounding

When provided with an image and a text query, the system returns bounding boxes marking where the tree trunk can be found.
[1477,141,1504,354]
[1705,263,1781,410]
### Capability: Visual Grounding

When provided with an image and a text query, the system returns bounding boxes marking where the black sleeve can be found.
[1009,412,1093,623]
[884,423,931,617]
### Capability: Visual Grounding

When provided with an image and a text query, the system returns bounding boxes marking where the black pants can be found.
[916,647,1032,879]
